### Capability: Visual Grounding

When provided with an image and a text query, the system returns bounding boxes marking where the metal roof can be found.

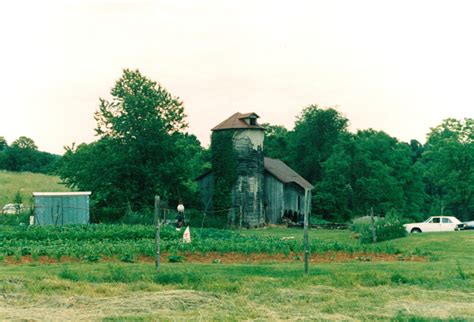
[33,192,92,197]
[264,157,314,190]
[211,112,264,131]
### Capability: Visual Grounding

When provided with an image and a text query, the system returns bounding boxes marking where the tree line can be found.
[3,69,472,222]
[264,107,473,222]
[0,136,59,173]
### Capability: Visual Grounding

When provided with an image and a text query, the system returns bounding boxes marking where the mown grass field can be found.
[1,226,473,320]
[0,171,70,207]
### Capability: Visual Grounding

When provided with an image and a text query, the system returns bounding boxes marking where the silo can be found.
[211,112,265,227]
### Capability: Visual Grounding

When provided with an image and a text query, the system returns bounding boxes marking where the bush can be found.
[351,211,406,244]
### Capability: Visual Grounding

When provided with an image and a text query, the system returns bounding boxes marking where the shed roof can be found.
[33,192,92,197]
[264,157,314,190]
[211,112,264,131]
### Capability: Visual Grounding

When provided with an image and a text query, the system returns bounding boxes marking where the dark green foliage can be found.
[262,123,290,161]
[314,130,425,221]
[0,136,59,173]
[288,105,349,184]
[119,253,135,263]
[58,69,205,222]
[210,131,237,211]
[260,109,471,223]
[423,118,474,221]
[0,136,7,151]
[168,254,184,263]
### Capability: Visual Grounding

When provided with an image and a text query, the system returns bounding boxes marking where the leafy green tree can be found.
[0,136,7,151]
[314,130,425,221]
[409,139,424,163]
[0,136,7,169]
[262,123,290,161]
[423,118,474,220]
[0,136,58,173]
[289,105,349,184]
[12,136,38,150]
[59,69,201,221]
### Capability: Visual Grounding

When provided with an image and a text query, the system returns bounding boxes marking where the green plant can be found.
[168,254,184,263]
[84,254,101,262]
[456,261,468,280]
[120,254,135,263]
[58,267,80,281]
[210,131,237,213]
[351,212,406,244]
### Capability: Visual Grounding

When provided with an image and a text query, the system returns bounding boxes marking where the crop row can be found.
[0,225,431,261]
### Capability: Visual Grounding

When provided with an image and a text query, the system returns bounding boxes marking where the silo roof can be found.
[211,112,264,131]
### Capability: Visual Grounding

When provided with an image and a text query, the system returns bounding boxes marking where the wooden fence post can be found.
[370,207,377,243]
[304,189,310,275]
[155,195,161,273]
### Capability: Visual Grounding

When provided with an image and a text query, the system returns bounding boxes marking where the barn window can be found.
[249,117,257,125]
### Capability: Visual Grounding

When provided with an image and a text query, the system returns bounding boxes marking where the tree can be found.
[12,136,38,150]
[262,123,290,161]
[0,136,58,173]
[409,139,424,163]
[59,69,198,221]
[423,118,474,220]
[0,136,7,151]
[288,105,349,184]
[314,130,425,221]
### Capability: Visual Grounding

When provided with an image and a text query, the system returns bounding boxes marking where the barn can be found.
[197,112,313,227]
[33,192,91,225]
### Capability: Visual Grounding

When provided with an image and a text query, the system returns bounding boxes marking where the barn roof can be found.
[264,157,314,190]
[211,112,264,131]
[197,158,313,190]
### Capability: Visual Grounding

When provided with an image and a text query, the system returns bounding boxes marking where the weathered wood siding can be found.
[283,184,311,220]
[264,173,284,224]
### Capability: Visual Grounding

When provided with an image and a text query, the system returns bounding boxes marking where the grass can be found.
[1,228,473,320]
[0,171,70,207]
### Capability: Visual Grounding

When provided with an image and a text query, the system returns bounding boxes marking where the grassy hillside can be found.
[0,171,70,207]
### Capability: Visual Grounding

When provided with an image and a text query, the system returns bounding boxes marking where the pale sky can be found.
[1,0,473,154]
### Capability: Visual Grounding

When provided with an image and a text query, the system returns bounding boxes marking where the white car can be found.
[404,216,462,233]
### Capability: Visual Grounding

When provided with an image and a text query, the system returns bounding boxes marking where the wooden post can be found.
[239,205,243,231]
[304,189,310,275]
[370,207,377,243]
[154,195,161,273]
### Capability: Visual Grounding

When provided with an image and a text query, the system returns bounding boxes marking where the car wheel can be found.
[411,228,422,233]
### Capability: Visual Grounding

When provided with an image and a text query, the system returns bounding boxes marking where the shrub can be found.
[58,267,80,282]
[351,211,406,244]
[119,254,135,263]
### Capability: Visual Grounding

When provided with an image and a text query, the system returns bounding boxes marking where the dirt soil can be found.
[2,252,425,265]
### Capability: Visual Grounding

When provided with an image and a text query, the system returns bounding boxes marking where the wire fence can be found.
[1,201,309,229]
